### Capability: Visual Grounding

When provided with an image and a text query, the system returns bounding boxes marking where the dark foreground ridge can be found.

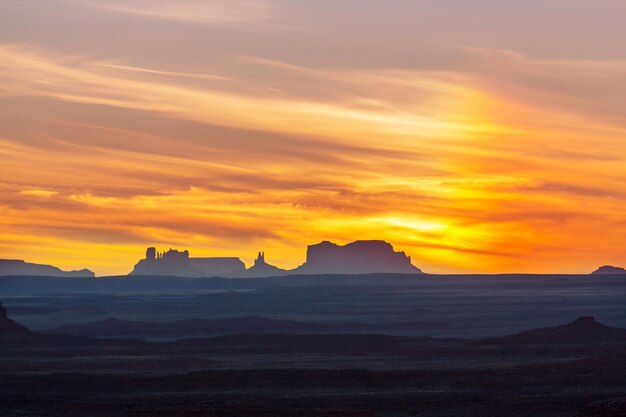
[3,306,626,416]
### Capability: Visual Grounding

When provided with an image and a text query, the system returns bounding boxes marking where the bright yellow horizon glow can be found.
[1,8,626,276]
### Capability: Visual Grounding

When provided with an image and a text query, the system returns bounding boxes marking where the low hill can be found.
[483,317,626,345]
[592,265,626,275]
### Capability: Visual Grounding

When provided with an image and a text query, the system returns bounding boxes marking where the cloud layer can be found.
[0,0,625,274]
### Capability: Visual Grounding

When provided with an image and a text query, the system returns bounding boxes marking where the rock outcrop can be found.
[591,265,626,275]
[128,241,422,278]
[130,247,246,277]
[0,259,95,278]
[231,252,288,278]
[130,248,202,277]
[293,240,422,275]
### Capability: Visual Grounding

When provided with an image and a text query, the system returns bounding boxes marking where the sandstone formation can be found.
[293,240,422,275]
[130,248,245,277]
[128,240,422,278]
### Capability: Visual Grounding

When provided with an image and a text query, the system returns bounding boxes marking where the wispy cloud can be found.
[0,44,481,146]
[91,62,235,82]
[19,189,59,198]
[1,40,626,275]
[88,0,274,25]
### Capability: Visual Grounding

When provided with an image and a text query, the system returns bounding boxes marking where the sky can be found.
[1,0,625,276]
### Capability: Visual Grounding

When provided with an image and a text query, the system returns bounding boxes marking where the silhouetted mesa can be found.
[294,240,422,275]
[591,265,626,275]
[48,315,450,339]
[190,257,245,277]
[0,259,95,277]
[130,247,245,277]
[128,240,422,278]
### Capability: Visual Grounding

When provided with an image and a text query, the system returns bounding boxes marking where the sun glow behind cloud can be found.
[0,0,625,275]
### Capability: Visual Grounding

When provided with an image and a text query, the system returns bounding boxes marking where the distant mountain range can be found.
[3,301,626,352]
[129,240,422,278]
[0,259,95,278]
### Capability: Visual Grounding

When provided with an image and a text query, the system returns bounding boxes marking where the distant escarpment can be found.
[0,259,94,278]
[591,265,626,275]
[294,240,422,275]
[130,248,245,277]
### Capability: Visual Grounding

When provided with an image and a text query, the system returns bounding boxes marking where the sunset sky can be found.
[1,0,626,275]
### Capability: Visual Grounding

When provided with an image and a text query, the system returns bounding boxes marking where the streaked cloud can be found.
[88,0,274,25]
[0,1,625,275]
[19,189,59,198]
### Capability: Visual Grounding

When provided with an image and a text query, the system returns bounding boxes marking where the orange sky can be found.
[1,1,625,275]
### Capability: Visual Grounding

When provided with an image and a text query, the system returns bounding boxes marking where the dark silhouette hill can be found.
[0,301,30,334]
[190,257,245,276]
[592,265,626,275]
[0,259,94,277]
[484,317,626,345]
[47,315,449,339]
[293,240,422,275]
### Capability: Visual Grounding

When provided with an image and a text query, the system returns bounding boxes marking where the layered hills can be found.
[130,248,245,277]
[47,316,449,339]
[0,259,94,278]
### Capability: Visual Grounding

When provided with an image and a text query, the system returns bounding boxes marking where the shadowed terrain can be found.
[2,273,626,416]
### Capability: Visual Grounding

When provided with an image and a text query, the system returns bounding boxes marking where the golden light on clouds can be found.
[1,0,626,275]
